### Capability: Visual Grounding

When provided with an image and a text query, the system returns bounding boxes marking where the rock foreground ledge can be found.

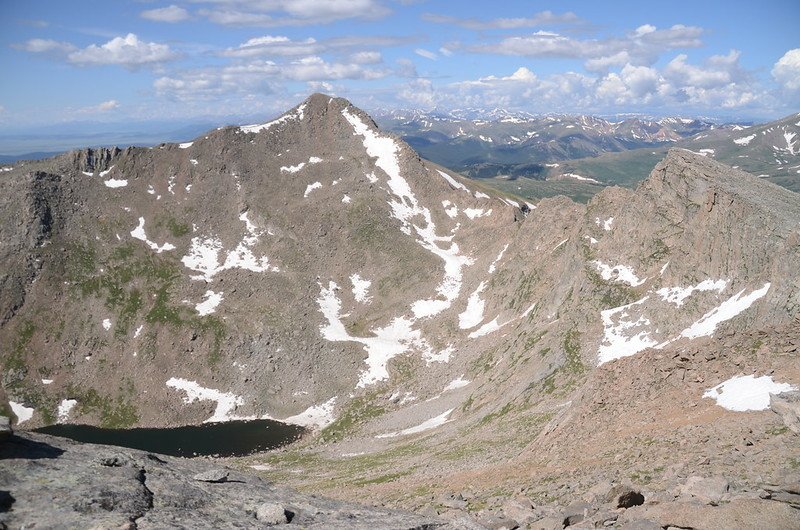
[0,431,443,529]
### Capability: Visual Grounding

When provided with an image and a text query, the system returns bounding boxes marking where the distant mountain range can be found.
[375,109,799,202]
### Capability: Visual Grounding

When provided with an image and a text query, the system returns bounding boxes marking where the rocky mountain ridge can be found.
[1,93,798,528]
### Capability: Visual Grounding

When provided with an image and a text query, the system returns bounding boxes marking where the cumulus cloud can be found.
[421,10,581,30]
[141,5,190,23]
[197,0,391,27]
[471,24,704,66]
[67,34,179,68]
[16,34,178,69]
[350,51,382,64]
[772,49,800,91]
[155,56,387,101]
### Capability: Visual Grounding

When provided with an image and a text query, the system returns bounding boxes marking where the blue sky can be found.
[1,0,799,133]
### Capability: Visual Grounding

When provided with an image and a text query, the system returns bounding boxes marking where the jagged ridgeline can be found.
[1,94,798,459]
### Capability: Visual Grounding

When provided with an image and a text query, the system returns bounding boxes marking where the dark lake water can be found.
[35,419,306,458]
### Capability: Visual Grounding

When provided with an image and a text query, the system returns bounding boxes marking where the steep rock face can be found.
[0,94,797,475]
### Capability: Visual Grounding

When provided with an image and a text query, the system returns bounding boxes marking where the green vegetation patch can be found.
[68,383,140,429]
[319,393,386,443]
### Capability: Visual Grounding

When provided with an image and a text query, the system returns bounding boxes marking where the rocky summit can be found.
[1,93,799,529]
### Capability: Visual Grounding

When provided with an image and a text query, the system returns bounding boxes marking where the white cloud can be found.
[13,38,76,55]
[197,0,391,27]
[350,51,382,64]
[772,48,800,91]
[438,46,453,57]
[141,5,190,23]
[221,35,320,57]
[471,24,704,66]
[414,48,437,60]
[422,10,581,30]
[155,56,386,101]
[77,100,120,114]
[67,33,178,68]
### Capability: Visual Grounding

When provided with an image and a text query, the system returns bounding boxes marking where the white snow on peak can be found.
[282,397,337,429]
[166,377,252,423]
[99,165,115,178]
[102,318,112,331]
[459,281,486,330]
[317,281,430,388]
[437,170,470,194]
[502,198,520,208]
[593,260,646,287]
[57,399,78,423]
[698,148,715,156]
[468,316,502,338]
[239,103,306,134]
[733,134,756,146]
[342,108,473,320]
[464,208,491,219]
[376,408,454,438]
[195,290,223,316]
[703,375,796,411]
[657,279,727,307]
[179,141,194,149]
[342,195,352,204]
[474,191,490,199]
[677,283,770,339]
[597,297,657,365]
[181,212,278,281]
[304,181,322,197]
[9,401,34,424]
[104,178,128,188]
[488,243,509,273]
[131,217,176,253]
[444,376,470,391]
[350,273,372,303]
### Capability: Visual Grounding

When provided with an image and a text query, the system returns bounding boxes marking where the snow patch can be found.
[423,345,454,365]
[444,376,470,391]
[657,279,727,307]
[134,324,144,338]
[703,375,795,411]
[104,178,128,188]
[57,399,78,423]
[562,172,600,184]
[437,170,470,193]
[282,397,337,429]
[9,401,34,424]
[598,297,657,365]
[41,379,53,385]
[166,377,251,423]
[131,217,176,253]
[376,408,454,438]
[459,282,486,330]
[304,181,322,197]
[442,200,458,218]
[677,283,770,339]
[99,166,115,177]
[179,141,193,149]
[733,134,756,146]
[488,243,509,273]
[342,195,351,204]
[182,212,278,281]
[464,208,491,219]
[593,260,646,287]
[102,318,112,331]
[350,273,372,303]
[195,290,223,316]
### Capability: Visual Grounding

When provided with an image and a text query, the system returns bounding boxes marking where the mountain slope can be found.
[1,95,798,526]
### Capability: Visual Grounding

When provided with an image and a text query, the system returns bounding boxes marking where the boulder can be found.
[679,476,729,505]
[192,469,229,483]
[770,391,800,434]
[256,502,288,524]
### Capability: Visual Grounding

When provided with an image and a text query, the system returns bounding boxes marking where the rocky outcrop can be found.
[0,431,443,529]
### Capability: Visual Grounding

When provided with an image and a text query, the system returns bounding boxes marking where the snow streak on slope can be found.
[182,212,278,281]
[239,103,306,134]
[317,281,430,388]
[282,397,337,429]
[703,375,796,411]
[342,107,473,319]
[677,283,770,339]
[195,290,223,316]
[459,281,486,330]
[593,260,646,286]
[350,274,372,303]
[376,408,454,438]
